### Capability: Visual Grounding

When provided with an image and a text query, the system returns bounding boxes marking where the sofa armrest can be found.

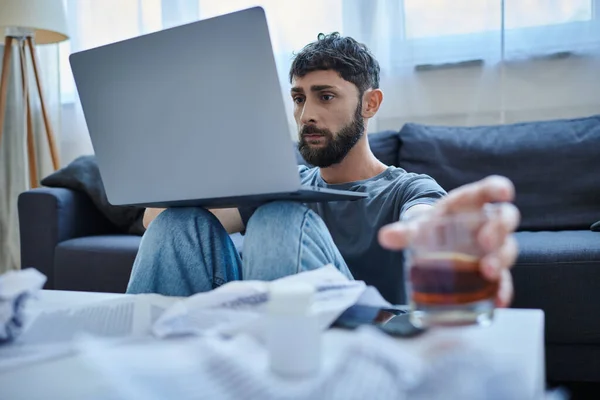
[18,187,117,289]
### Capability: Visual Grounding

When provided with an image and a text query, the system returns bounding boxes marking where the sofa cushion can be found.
[367,130,401,167]
[512,230,600,345]
[54,235,141,293]
[397,115,600,231]
[54,233,244,293]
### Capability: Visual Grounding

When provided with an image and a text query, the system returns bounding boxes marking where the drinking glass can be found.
[405,208,499,328]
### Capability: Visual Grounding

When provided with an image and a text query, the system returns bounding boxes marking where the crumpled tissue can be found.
[0,268,46,343]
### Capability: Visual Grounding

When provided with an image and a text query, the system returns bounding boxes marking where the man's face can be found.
[291,70,365,168]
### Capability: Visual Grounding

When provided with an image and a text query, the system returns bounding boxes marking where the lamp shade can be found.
[0,0,69,44]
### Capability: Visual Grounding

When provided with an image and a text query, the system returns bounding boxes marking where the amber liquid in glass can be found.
[409,252,498,305]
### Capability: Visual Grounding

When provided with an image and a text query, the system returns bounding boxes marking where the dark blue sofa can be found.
[18,115,600,383]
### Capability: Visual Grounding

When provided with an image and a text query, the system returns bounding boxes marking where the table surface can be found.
[1,290,546,399]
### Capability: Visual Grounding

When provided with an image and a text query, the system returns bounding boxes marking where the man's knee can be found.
[246,201,310,229]
[244,201,328,249]
[242,201,346,281]
[149,207,220,232]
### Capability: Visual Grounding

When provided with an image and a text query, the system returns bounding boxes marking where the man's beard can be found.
[298,103,365,168]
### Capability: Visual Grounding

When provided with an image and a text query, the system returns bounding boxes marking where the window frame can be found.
[389,0,600,68]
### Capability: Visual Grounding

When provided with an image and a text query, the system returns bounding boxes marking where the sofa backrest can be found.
[397,115,600,231]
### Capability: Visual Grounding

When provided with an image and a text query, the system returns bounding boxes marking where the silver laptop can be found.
[68,6,367,209]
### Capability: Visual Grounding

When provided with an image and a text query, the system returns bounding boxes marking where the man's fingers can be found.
[378,222,416,250]
[477,203,521,252]
[437,175,515,214]
[480,236,519,280]
[495,269,514,308]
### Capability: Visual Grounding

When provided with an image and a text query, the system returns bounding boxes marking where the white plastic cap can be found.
[268,281,315,315]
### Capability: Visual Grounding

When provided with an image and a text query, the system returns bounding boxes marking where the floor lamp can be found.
[0,0,69,187]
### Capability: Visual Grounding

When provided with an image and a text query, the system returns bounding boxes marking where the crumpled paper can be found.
[152,265,372,340]
[0,268,46,343]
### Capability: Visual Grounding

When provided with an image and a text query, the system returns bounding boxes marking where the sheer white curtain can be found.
[59,0,600,157]
[344,0,600,128]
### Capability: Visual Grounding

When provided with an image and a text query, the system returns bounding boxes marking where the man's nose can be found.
[300,100,318,125]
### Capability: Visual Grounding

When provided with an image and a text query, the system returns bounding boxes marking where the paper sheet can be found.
[0,296,169,371]
[152,265,387,339]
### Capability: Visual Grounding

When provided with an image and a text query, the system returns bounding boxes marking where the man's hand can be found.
[378,175,520,308]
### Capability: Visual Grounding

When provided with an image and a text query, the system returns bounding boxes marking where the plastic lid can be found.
[268,281,316,315]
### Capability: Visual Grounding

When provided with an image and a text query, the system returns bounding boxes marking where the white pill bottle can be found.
[266,281,322,378]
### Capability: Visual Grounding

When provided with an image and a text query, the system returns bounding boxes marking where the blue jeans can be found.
[126,202,353,296]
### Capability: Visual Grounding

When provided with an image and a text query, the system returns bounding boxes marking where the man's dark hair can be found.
[289,32,380,95]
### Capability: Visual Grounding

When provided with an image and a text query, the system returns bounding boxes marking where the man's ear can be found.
[362,88,384,119]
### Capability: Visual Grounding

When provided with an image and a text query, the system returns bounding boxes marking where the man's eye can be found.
[293,96,305,104]
[321,94,334,101]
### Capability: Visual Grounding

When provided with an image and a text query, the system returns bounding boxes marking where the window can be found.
[58,0,342,104]
[59,0,163,103]
[59,0,600,104]
[404,0,592,39]
[197,0,342,54]
[395,0,600,66]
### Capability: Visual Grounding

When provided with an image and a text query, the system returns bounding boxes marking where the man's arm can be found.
[142,207,244,234]
[402,203,433,220]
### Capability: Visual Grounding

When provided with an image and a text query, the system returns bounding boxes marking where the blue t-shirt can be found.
[241,165,446,303]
